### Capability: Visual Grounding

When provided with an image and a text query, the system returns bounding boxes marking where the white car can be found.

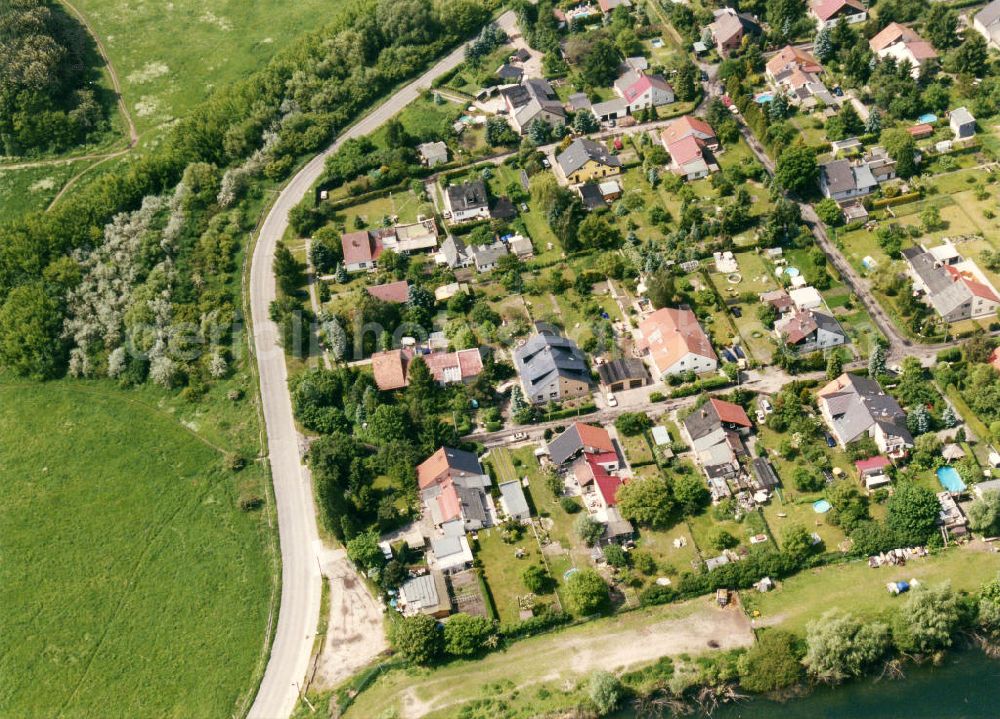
[606,393,618,407]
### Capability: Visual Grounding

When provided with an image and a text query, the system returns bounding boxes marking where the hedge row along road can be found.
[245,11,518,719]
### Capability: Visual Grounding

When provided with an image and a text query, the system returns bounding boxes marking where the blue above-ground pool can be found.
[917,113,938,124]
[937,466,967,493]
[755,93,774,104]
[813,499,832,514]
[785,266,801,277]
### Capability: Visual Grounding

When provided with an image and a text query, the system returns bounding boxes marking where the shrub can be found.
[444,613,495,657]
[603,543,629,568]
[560,496,583,514]
[738,630,804,693]
[588,670,622,716]
[614,411,653,436]
[522,564,555,594]
[566,569,610,615]
[389,614,443,665]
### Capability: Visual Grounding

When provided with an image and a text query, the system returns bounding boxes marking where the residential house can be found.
[902,244,1000,322]
[366,280,410,305]
[568,92,593,111]
[708,7,761,56]
[556,137,622,185]
[491,196,517,221]
[418,141,449,167]
[513,330,591,403]
[682,398,753,492]
[469,241,509,273]
[660,115,718,150]
[342,229,382,273]
[665,134,716,180]
[789,286,823,311]
[548,421,617,466]
[508,234,534,258]
[869,23,937,79]
[750,457,781,492]
[398,571,451,617]
[613,70,675,113]
[596,357,651,392]
[437,235,472,268]
[444,180,491,222]
[418,447,494,532]
[907,123,934,140]
[623,56,648,72]
[428,535,474,573]
[502,78,567,134]
[819,158,878,202]
[810,0,867,29]
[760,289,795,314]
[950,107,976,140]
[371,347,484,391]
[864,147,897,184]
[764,46,835,107]
[817,373,914,458]
[974,0,1000,50]
[599,179,622,201]
[774,309,847,353]
[498,480,531,522]
[636,307,718,379]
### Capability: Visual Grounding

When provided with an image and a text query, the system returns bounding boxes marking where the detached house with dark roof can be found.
[513,330,591,404]
[817,373,913,459]
[417,447,494,533]
[708,7,761,56]
[547,421,617,466]
[556,138,622,186]
[502,78,567,134]
[975,0,1000,50]
[774,309,847,353]
[444,180,491,223]
[819,158,879,202]
[682,398,753,498]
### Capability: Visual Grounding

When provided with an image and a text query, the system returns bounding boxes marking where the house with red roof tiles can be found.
[613,70,674,113]
[417,447,493,532]
[636,307,718,379]
[810,0,866,29]
[371,348,484,391]
[660,115,718,150]
[869,23,938,78]
[366,280,410,304]
[902,244,1000,323]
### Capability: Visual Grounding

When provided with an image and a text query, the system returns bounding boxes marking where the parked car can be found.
[606,393,618,407]
[825,434,836,447]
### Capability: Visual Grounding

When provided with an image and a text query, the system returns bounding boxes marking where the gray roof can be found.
[430,535,465,558]
[597,358,649,386]
[578,183,607,210]
[499,480,530,519]
[821,159,857,195]
[591,97,628,117]
[751,457,780,489]
[821,374,912,446]
[503,79,566,129]
[400,573,441,608]
[446,180,488,212]
[568,92,592,110]
[813,310,847,339]
[556,138,622,178]
[977,0,1000,27]
[902,247,974,316]
[439,235,468,267]
[546,423,614,465]
[440,447,485,476]
[513,332,590,399]
[455,483,490,525]
[497,63,523,80]
[418,141,448,161]
[470,241,508,269]
[951,107,975,127]
[683,401,729,441]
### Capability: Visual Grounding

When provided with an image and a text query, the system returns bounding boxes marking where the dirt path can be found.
[393,602,754,719]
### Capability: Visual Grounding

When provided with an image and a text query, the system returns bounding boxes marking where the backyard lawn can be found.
[621,432,655,467]
[338,190,435,229]
[474,526,543,623]
[745,548,1000,634]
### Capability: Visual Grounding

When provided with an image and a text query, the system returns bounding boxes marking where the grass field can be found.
[0,379,274,718]
[0,160,99,218]
[745,548,1000,634]
[75,0,335,136]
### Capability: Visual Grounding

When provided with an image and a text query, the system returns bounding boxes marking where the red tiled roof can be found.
[594,472,625,506]
[855,455,890,473]
[638,307,717,376]
[709,398,752,428]
[869,22,919,52]
[765,45,823,78]
[342,230,381,265]
[946,266,1000,303]
[622,73,672,103]
[812,0,865,22]
[667,135,706,166]
[422,348,484,383]
[372,349,409,390]
[660,115,716,146]
[574,422,615,454]
[367,280,410,304]
[417,447,452,489]
[434,482,462,523]
[907,123,934,138]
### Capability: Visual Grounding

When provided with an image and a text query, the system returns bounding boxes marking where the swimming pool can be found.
[917,113,938,124]
[756,93,774,104]
[785,267,801,277]
[813,499,832,514]
[937,466,966,493]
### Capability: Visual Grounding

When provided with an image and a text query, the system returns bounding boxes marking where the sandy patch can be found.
[134,96,160,117]
[200,11,232,31]
[127,62,169,85]
[30,177,57,192]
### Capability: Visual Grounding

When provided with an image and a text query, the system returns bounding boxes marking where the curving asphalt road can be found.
[246,12,516,719]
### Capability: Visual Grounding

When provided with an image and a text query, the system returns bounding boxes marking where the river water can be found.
[619,650,1000,718]
[706,650,1000,719]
